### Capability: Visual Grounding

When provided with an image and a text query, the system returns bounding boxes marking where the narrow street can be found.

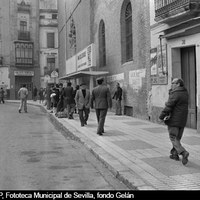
[0,103,129,190]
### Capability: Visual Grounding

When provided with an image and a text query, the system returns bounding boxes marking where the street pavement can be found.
[7,100,200,190]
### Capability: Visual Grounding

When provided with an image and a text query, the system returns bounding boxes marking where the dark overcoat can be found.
[159,86,189,127]
[91,85,112,109]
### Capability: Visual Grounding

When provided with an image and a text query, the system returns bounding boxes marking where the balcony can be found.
[18,31,30,41]
[154,0,200,23]
[17,1,31,13]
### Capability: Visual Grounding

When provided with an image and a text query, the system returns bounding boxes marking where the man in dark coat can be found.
[62,82,75,119]
[112,82,122,115]
[91,77,112,136]
[159,78,189,165]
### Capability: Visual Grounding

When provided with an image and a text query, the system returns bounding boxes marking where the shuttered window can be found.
[47,33,55,48]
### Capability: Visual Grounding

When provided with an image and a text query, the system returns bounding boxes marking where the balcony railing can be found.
[18,31,30,41]
[16,58,33,66]
[154,0,200,22]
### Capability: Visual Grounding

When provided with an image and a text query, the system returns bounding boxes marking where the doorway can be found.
[181,46,197,129]
[15,76,33,100]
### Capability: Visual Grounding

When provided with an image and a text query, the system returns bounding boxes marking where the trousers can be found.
[168,126,186,155]
[95,109,107,134]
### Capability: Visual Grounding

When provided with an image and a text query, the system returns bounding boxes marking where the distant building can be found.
[149,0,200,133]
[0,0,40,100]
[39,0,58,88]
[58,0,150,119]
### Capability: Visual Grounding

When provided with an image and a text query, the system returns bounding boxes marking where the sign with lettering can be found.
[14,71,34,76]
[77,43,96,71]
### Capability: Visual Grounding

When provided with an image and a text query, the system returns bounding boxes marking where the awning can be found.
[59,70,109,80]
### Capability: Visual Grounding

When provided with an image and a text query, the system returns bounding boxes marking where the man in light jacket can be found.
[75,82,90,127]
[18,84,28,113]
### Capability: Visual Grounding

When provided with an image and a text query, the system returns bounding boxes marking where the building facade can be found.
[0,0,11,98]
[149,0,200,133]
[0,0,40,100]
[39,0,58,88]
[58,0,150,119]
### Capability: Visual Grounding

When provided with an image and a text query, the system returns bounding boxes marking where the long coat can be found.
[62,86,74,104]
[91,84,112,109]
[75,89,90,110]
[159,86,189,127]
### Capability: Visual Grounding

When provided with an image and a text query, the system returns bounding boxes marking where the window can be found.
[20,21,27,32]
[15,42,33,65]
[47,57,55,71]
[47,32,55,48]
[125,3,133,61]
[52,14,57,19]
[40,15,45,19]
[99,20,106,67]
[121,1,133,63]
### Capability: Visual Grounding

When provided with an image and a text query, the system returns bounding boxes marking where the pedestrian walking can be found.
[74,85,80,114]
[112,82,122,115]
[56,83,65,113]
[51,84,60,113]
[0,87,5,104]
[63,82,75,119]
[18,84,28,113]
[33,86,38,101]
[91,77,112,136]
[159,78,189,165]
[45,85,52,110]
[75,82,90,127]
[38,88,44,104]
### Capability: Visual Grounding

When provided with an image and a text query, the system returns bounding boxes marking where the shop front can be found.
[14,70,34,100]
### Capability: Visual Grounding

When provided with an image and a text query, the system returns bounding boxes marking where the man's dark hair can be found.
[23,84,26,87]
[97,79,103,85]
[67,82,72,86]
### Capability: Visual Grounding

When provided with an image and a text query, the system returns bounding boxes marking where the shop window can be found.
[47,57,55,72]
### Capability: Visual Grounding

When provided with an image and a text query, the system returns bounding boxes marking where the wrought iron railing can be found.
[154,0,200,21]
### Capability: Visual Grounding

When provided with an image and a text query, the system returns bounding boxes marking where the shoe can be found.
[182,151,189,165]
[25,111,28,113]
[97,132,103,136]
[84,121,87,125]
[18,110,21,113]
[81,124,84,127]
[169,154,179,161]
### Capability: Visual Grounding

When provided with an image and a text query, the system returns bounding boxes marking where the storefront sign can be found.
[14,71,34,76]
[77,43,96,71]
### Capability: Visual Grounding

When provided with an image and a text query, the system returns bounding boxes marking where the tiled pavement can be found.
[9,101,200,190]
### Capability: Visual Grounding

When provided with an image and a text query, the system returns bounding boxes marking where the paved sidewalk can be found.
[8,100,200,190]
